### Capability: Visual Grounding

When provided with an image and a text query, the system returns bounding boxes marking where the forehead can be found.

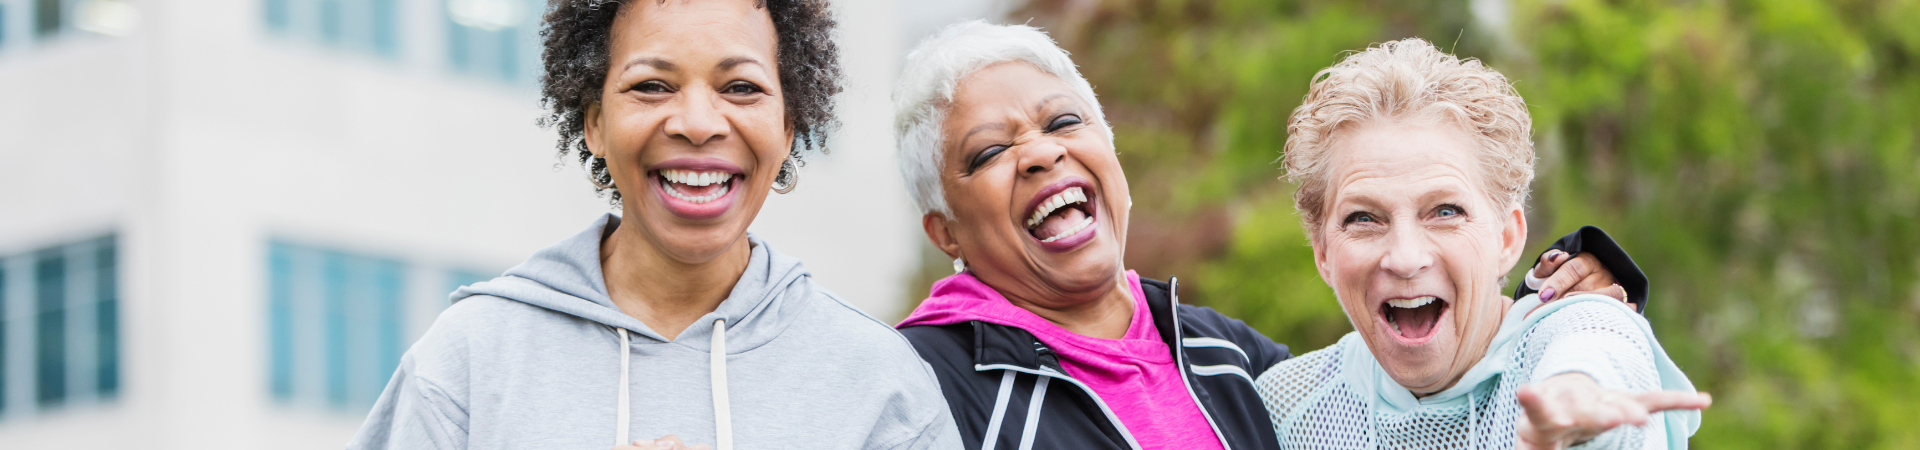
[945,62,1078,125]
[1326,120,1485,199]
[613,0,776,55]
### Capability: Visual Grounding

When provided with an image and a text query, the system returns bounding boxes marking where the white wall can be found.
[0,0,1005,447]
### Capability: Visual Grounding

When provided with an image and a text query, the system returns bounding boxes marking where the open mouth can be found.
[1380,296,1449,342]
[1023,181,1099,246]
[650,164,742,220]
[657,169,736,204]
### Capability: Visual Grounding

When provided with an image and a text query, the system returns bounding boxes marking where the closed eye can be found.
[1046,114,1082,132]
[967,145,1007,173]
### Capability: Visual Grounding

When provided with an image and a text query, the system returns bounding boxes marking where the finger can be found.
[1611,394,1652,427]
[1532,249,1570,280]
[1633,391,1713,413]
[1567,283,1629,306]
[1539,255,1600,301]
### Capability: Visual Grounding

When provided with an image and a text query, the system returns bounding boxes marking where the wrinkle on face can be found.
[933,62,1132,312]
[1314,119,1523,395]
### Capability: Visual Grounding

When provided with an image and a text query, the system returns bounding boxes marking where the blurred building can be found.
[0,0,921,447]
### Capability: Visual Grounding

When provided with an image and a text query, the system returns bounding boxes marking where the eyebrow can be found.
[621,57,676,73]
[1034,93,1074,115]
[718,56,763,71]
[959,123,1007,150]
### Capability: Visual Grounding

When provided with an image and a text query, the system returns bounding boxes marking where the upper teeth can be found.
[1387,296,1438,309]
[662,169,731,187]
[1027,187,1088,228]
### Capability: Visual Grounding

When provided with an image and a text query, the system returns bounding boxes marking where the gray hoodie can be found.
[348,214,961,450]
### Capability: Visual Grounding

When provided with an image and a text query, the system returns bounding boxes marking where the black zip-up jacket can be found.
[900,227,1646,450]
[900,277,1289,450]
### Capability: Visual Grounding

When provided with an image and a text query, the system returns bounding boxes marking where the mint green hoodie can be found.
[348,214,961,450]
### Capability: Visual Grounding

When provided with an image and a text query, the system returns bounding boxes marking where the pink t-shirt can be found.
[898,271,1225,450]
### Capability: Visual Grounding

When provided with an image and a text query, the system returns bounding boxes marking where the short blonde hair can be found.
[1282,38,1535,238]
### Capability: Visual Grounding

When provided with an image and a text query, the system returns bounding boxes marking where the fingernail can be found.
[1541,287,1556,301]
[1552,251,1566,262]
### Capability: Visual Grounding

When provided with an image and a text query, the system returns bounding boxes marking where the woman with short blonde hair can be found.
[1256,38,1709,449]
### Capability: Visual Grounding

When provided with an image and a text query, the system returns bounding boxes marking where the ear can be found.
[922,212,964,260]
[583,102,606,158]
[1498,203,1529,271]
[1310,229,1335,289]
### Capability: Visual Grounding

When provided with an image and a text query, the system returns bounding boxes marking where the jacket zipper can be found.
[1168,277,1236,450]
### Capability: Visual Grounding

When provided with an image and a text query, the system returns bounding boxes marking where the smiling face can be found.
[928,62,1132,308]
[584,0,791,263]
[1311,119,1528,395]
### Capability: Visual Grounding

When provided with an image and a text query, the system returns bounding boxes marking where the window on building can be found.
[0,234,121,415]
[260,0,399,58]
[444,0,540,85]
[32,0,62,39]
[267,241,409,411]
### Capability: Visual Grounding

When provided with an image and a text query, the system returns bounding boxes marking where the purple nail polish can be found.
[1541,287,1557,301]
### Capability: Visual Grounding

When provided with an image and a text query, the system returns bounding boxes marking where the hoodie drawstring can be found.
[711,318,734,450]
[612,321,733,450]
[616,327,632,446]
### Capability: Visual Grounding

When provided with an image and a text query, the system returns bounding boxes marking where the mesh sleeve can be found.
[1524,301,1664,450]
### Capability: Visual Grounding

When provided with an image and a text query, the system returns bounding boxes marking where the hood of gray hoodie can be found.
[451,213,809,351]
[348,213,962,450]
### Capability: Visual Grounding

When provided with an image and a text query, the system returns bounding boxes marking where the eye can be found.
[1046,114,1083,132]
[1343,211,1377,224]
[967,145,1008,173]
[630,80,672,94]
[1434,204,1465,218]
[721,81,764,95]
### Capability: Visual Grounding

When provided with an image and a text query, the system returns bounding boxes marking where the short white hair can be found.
[893,20,1109,216]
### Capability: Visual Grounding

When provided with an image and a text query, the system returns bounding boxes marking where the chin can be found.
[1365,311,1464,393]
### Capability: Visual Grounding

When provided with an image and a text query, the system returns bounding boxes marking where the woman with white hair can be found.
[890,21,1638,449]
[1254,38,1710,449]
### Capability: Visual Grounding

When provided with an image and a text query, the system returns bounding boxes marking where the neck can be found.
[1005,272,1136,340]
[599,217,751,341]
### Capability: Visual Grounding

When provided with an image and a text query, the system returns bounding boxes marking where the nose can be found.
[1017,139,1067,176]
[1379,224,1435,279]
[664,90,728,146]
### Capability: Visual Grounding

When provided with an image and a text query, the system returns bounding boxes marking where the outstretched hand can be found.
[1530,250,1630,311]
[1516,373,1711,450]
[613,435,711,450]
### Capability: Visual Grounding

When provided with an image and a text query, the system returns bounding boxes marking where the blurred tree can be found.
[905,0,1920,447]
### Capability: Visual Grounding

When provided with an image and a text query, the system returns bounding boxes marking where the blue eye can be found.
[1344,212,1376,224]
[1436,205,1463,218]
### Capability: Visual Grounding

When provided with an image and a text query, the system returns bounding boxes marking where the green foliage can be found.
[914,0,1920,446]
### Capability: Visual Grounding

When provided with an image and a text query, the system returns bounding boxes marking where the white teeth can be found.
[1026,187,1090,228]
[1039,216,1095,243]
[662,178,732,204]
[662,169,733,187]
[1387,296,1439,309]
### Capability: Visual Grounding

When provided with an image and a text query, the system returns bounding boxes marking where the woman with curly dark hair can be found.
[348,1,960,449]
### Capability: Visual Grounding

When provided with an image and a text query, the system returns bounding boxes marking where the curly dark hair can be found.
[538,0,842,203]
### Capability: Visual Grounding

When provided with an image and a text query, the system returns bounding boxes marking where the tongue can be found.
[1391,302,1443,339]
[1031,207,1088,240]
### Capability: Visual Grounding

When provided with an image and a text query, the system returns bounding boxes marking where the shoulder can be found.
[1526,296,1650,345]
[774,283,943,381]
[1255,335,1350,417]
